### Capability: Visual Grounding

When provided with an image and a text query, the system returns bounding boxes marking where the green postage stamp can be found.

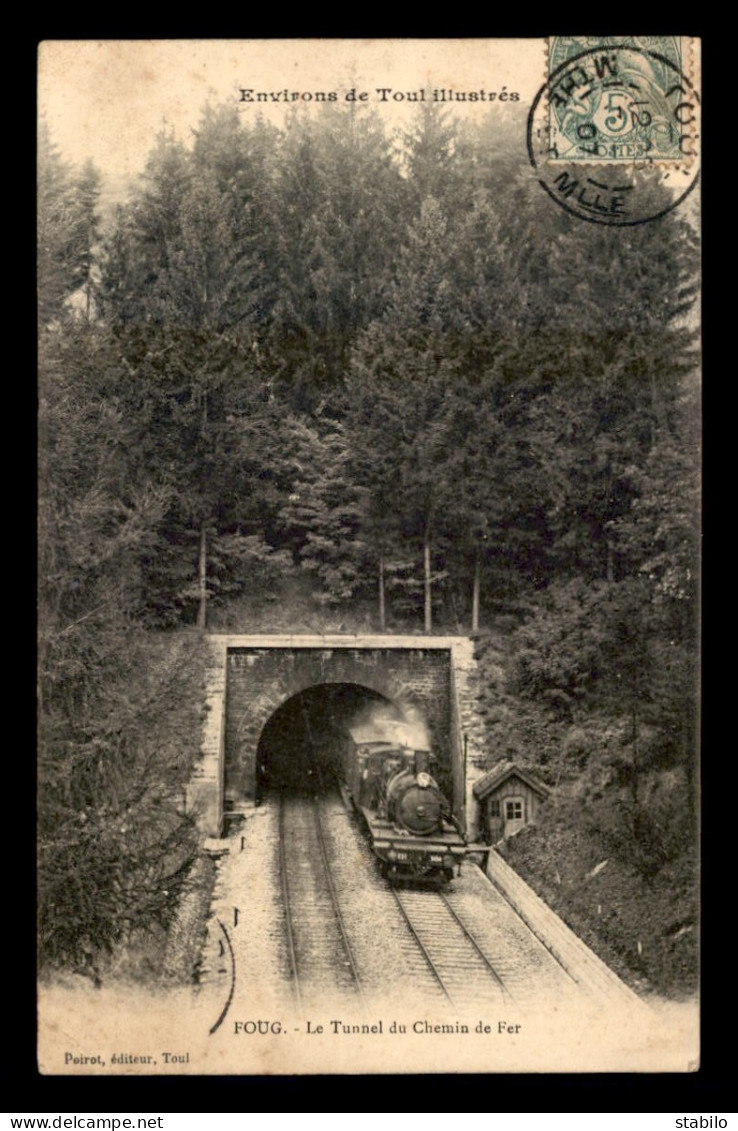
[546,36,694,163]
[527,35,700,224]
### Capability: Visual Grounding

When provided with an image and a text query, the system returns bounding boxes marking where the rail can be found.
[278,785,366,1008]
[440,890,513,1001]
[311,791,367,1008]
[391,885,512,1008]
[277,789,303,1012]
[391,887,454,1004]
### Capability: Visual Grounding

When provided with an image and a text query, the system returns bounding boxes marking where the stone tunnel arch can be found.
[254,682,404,797]
[222,644,455,822]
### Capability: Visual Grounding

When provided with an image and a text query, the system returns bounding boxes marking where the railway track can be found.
[391,885,513,1010]
[278,789,366,1010]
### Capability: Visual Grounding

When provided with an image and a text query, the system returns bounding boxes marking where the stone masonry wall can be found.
[191,635,490,839]
[224,644,451,811]
[447,637,489,839]
[186,636,227,837]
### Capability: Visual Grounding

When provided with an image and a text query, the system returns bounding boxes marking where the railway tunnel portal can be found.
[189,635,487,838]
[255,683,403,798]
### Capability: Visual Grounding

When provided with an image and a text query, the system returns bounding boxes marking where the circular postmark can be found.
[527,41,700,226]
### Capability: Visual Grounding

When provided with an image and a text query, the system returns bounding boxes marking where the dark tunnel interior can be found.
[256,682,404,796]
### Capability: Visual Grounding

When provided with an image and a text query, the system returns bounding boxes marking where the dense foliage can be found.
[38,98,699,987]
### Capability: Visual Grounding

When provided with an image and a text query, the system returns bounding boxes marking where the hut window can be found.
[506,799,523,820]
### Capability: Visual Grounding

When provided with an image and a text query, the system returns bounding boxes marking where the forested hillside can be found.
[38,100,699,992]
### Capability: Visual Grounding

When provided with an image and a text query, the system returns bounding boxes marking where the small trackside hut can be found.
[473,761,550,843]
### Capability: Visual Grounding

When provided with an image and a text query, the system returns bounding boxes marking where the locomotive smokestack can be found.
[414,749,430,775]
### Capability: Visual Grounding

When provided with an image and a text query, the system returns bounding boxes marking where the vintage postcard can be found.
[37,38,701,1075]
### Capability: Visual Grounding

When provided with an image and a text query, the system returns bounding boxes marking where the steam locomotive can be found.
[344,720,467,885]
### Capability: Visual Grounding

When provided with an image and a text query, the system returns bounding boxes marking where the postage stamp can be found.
[546,37,694,164]
[527,36,700,225]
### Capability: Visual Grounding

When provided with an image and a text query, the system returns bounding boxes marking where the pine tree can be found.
[348,197,462,630]
[38,121,101,325]
[96,116,287,625]
[266,102,406,412]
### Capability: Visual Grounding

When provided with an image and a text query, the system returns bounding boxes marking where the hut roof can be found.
[473,760,551,801]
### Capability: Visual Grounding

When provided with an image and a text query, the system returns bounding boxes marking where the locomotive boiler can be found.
[344,721,467,884]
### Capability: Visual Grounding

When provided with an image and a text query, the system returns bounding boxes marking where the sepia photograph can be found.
[37,38,701,1076]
